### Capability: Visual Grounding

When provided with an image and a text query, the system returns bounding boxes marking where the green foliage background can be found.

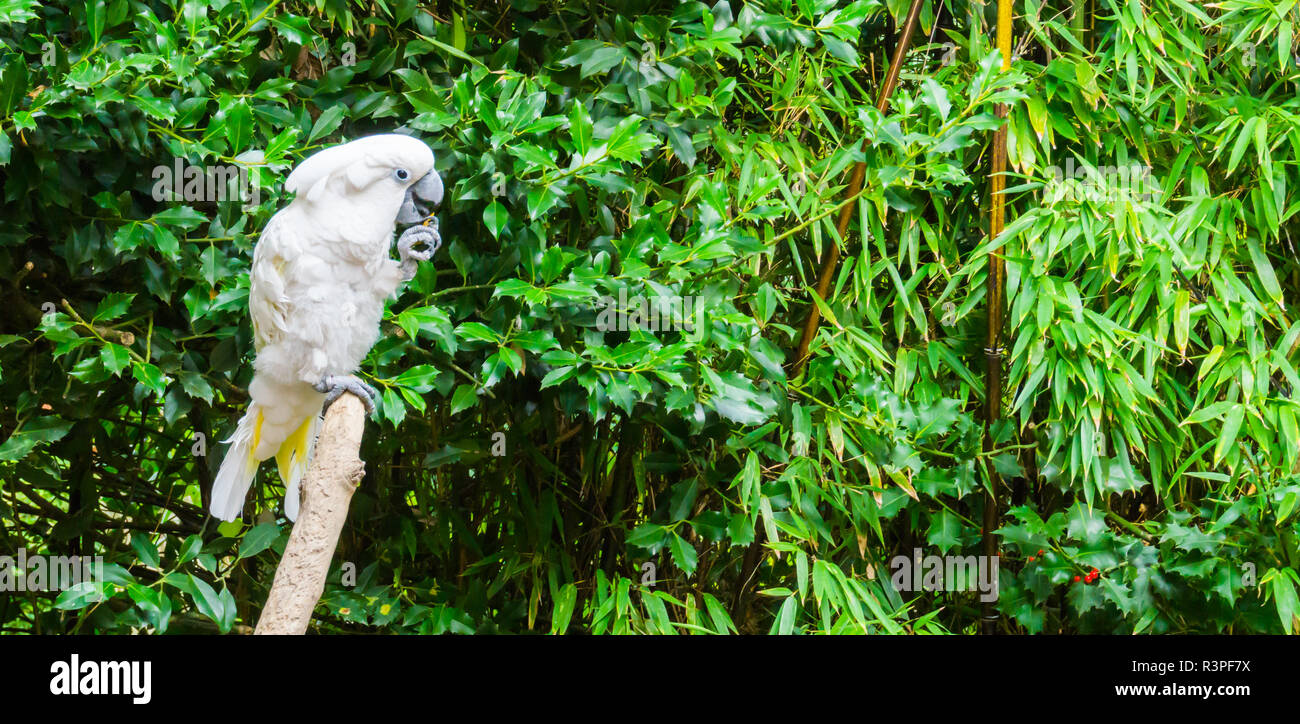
[1,0,1298,634]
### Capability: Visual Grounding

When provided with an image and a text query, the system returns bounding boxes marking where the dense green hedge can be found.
[1,0,1297,634]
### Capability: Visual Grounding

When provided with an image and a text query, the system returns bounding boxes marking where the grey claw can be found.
[397,222,441,282]
[313,375,377,416]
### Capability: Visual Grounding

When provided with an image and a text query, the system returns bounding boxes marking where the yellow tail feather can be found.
[250,408,264,463]
[275,415,314,484]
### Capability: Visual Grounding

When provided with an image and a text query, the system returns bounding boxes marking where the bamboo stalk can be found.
[981,0,1015,636]
[790,0,926,377]
[737,0,928,626]
[1071,0,1091,53]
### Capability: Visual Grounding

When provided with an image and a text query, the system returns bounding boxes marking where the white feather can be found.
[210,406,261,522]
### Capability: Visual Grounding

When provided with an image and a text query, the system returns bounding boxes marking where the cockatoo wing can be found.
[248,215,293,349]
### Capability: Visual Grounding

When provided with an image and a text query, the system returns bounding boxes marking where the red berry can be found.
[1038,549,1044,556]
[1073,575,1081,582]
[1028,556,1035,562]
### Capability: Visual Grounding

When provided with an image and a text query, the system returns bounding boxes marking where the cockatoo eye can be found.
[394,168,410,182]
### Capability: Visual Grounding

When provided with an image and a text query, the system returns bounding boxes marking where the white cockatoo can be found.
[209,133,444,522]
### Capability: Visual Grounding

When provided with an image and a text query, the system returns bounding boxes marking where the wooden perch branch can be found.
[254,393,367,635]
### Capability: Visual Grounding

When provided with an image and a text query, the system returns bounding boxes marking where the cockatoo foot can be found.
[397,219,441,282]
[313,375,378,416]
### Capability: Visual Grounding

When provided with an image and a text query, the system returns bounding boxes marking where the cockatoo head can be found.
[284,133,443,230]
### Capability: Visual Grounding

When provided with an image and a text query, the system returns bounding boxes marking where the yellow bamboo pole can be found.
[981,0,1015,635]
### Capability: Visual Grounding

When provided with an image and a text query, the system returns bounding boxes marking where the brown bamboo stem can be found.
[735,0,929,627]
[790,0,926,376]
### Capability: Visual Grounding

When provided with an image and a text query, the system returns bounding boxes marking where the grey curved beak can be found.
[397,170,444,224]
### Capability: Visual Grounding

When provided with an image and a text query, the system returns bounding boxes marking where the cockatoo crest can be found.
[285,133,442,221]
